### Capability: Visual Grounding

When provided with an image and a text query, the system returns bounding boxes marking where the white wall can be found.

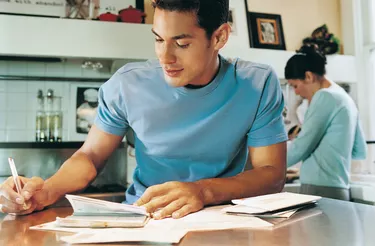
[0,60,111,142]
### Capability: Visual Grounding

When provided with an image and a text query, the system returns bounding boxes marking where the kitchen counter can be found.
[1,198,374,246]
[0,142,125,149]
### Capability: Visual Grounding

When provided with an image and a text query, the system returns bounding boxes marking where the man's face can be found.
[152,8,217,87]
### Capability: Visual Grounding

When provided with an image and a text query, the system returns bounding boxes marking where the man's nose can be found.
[158,45,176,65]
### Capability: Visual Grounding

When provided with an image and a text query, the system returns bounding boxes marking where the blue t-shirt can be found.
[95,56,287,204]
[287,83,367,188]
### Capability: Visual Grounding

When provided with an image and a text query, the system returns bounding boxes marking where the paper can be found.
[223,205,303,218]
[56,214,149,228]
[32,205,273,244]
[56,194,149,228]
[65,194,147,216]
[59,228,188,244]
[147,205,273,232]
[30,221,95,233]
[230,192,321,214]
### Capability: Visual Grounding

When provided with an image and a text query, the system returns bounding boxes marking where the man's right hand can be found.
[0,176,48,215]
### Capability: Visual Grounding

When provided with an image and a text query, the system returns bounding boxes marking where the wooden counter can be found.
[1,198,374,245]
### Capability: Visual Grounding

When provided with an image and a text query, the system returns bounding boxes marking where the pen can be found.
[8,157,27,210]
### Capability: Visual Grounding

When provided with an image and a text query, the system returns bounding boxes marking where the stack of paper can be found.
[30,192,322,244]
[222,192,321,218]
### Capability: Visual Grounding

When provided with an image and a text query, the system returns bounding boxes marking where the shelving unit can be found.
[0,14,357,83]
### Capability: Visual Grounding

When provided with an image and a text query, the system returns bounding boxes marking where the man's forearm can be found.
[196,166,285,205]
[42,152,98,206]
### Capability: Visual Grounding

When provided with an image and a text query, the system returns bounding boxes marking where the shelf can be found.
[0,14,156,60]
[220,46,357,83]
[0,14,357,83]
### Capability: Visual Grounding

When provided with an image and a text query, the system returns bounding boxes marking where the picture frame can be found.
[246,12,286,50]
[68,83,102,141]
[226,1,250,49]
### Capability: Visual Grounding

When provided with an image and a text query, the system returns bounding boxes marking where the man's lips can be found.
[164,68,184,77]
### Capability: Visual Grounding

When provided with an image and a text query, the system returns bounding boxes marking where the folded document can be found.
[56,194,149,228]
[222,192,321,218]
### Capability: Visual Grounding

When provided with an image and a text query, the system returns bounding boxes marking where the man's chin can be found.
[164,76,187,87]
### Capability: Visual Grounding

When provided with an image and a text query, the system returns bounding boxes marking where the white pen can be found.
[8,157,27,209]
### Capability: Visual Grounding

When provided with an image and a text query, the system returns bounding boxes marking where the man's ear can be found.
[212,23,231,50]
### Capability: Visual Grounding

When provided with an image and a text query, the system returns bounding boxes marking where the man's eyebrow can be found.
[151,29,193,40]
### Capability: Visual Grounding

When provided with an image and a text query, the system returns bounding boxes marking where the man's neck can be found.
[185,55,221,89]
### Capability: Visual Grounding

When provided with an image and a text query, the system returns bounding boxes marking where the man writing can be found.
[0,0,287,219]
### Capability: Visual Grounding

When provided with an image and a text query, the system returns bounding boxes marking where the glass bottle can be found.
[52,96,63,142]
[35,90,46,142]
[45,89,54,142]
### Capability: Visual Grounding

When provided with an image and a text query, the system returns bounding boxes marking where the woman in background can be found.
[285,44,367,201]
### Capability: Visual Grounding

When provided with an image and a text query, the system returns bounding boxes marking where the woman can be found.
[285,44,367,201]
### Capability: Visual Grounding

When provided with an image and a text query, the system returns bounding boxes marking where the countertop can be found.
[0,142,125,149]
[0,198,374,246]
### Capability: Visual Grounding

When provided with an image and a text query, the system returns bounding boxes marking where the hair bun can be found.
[297,44,327,64]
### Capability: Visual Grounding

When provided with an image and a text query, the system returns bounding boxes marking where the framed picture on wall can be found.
[226,1,250,49]
[246,12,286,50]
[68,83,102,141]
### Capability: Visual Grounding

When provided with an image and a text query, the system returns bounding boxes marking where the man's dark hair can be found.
[152,0,229,39]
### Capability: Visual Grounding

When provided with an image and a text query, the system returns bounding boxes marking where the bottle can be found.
[45,89,54,142]
[52,96,63,142]
[35,90,46,142]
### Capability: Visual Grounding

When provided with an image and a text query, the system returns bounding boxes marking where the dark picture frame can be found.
[246,12,286,50]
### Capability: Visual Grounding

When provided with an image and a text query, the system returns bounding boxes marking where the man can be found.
[0,0,287,219]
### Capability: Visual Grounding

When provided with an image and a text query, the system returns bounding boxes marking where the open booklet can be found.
[55,194,150,228]
[222,192,321,218]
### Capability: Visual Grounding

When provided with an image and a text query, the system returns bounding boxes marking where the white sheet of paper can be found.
[231,192,321,213]
[30,221,95,233]
[222,205,300,218]
[147,205,273,232]
[59,228,188,244]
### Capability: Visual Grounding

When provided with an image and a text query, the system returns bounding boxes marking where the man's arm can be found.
[39,125,124,206]
[197,142,286,205]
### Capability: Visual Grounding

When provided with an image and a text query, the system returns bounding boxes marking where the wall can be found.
[144,0,343,53]
[0,60,111,142]
[247,0,342,52]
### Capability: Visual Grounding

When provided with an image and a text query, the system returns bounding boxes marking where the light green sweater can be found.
[287,83,367,189]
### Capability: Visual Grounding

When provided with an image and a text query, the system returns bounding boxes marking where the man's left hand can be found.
[134,181,205,220]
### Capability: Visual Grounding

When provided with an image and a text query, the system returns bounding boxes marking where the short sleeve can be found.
[94,73,129,136]
[247,68,288,147]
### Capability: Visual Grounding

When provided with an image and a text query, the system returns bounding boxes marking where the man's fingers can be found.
[15,202,37,216]
[134,185,163,206]
[0,196,29,214]
[141,196,171,214]
[21,177,44,200]
[0,183,25,204]
[153,199,186,220]
[171,204,196,219]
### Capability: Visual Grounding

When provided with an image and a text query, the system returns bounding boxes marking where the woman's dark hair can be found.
[285,44,327,80]
[152,0,229,39]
